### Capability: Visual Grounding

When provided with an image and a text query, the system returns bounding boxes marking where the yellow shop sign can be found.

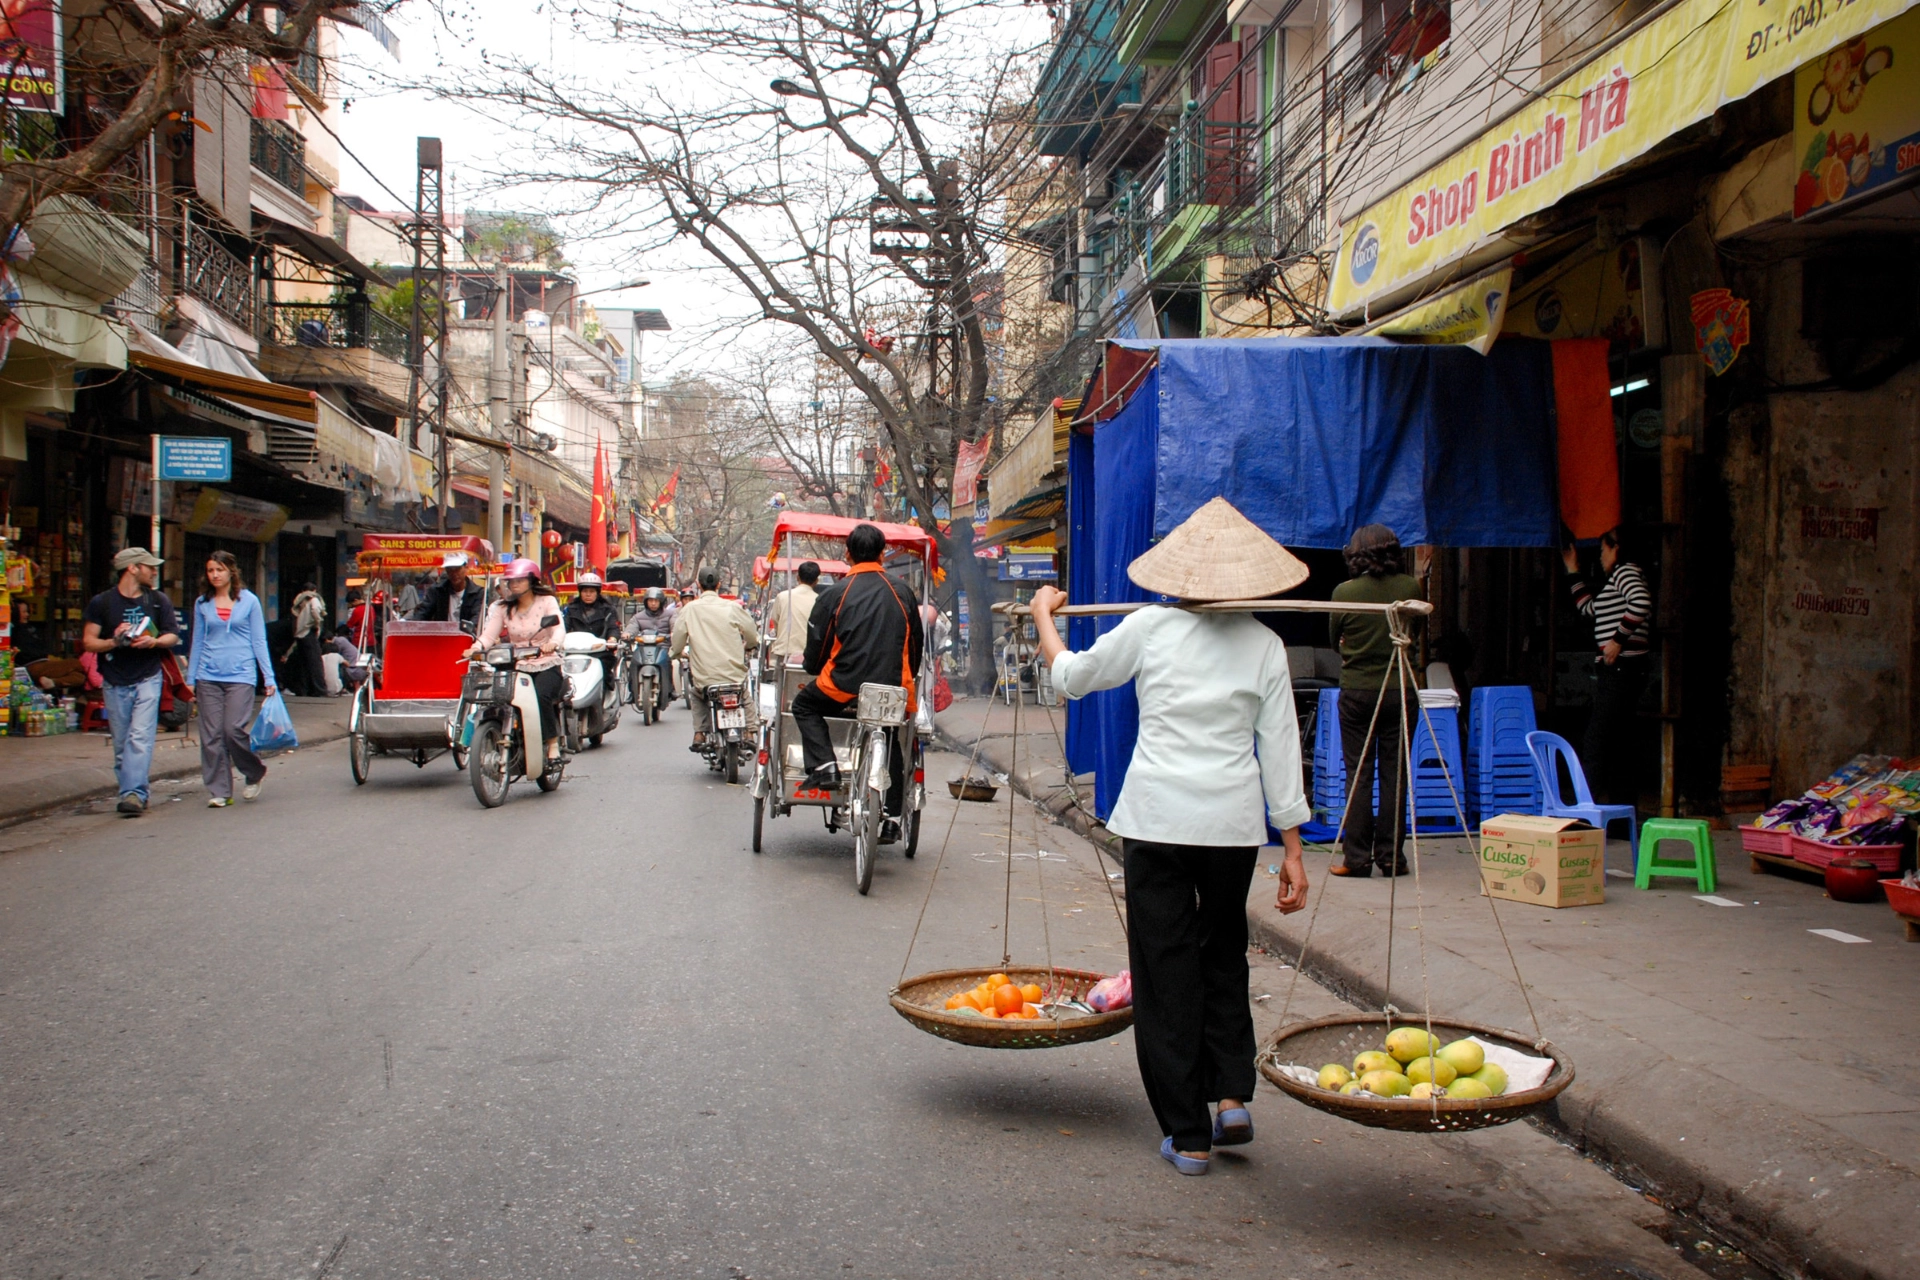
[1329,0,1920,317]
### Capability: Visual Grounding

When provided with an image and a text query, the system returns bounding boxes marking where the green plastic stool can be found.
[1634,818,1717,892]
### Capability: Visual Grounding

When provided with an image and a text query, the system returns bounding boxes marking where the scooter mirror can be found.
[541,614,561,628]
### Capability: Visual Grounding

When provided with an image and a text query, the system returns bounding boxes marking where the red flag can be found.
[650,467,681,513]
[589,441,610,574]
[250,63,290,120]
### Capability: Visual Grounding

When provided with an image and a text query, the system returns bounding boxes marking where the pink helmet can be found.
[504,557,542,581]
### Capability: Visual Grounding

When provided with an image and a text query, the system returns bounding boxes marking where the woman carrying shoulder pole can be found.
[467,558,567,773]
[185,551,276,808]
[1028,498,1312,1177]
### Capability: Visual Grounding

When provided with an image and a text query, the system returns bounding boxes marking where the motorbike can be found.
[563,632,621,747]
[461,636,573,807]
[701,682,751,784]
[624,630,670,724]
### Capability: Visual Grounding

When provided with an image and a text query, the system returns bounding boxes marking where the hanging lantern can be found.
[542,529,564,550]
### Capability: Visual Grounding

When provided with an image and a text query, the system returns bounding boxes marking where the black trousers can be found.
[1122,840,1259,1154]
[1338,685,1409,873]
[529,666,566,744]
[1583,657,1649,805]
[290,632,328,697]
[792,681,905,813]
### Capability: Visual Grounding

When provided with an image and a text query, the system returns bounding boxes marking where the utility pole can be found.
[487,260,509,556]
[407,137,450,533]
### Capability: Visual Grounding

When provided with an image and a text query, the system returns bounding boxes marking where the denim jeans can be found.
[104,673,163,802]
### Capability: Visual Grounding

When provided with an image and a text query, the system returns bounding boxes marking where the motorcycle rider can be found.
[563,571,622,690]
[794,524,923,831]
[414,550,488,634]
[622,586,678,709]
[466,558,567,776]
[669,568,758,753]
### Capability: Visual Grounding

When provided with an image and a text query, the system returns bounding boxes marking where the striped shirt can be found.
[1570,562,1652,658]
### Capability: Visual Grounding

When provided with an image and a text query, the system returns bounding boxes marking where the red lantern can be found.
[542,529,564,550]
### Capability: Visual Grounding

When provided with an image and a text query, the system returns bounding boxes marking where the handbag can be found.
[249,690,300,754]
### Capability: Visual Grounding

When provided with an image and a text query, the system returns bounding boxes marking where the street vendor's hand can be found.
[1028,585,1066,618]
[1600,639,1622,665]
[1275,852,1308,914]
[1560,546,1579,574]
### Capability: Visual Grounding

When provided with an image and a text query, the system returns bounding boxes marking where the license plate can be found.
[716,708,747,728]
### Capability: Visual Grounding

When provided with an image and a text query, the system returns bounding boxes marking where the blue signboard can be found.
[999,553,1057,582]
[157,436,232,482]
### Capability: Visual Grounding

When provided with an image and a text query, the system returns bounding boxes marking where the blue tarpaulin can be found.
[1062,336,1560,820]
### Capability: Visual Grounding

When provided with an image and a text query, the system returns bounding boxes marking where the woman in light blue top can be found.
[184,551,276,807]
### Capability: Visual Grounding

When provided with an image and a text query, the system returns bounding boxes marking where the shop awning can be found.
[1326,0,1920,318]
[254,213,390,284]
[986,398,1076,520]
[130,349,317,423]
[975,517,1058,549]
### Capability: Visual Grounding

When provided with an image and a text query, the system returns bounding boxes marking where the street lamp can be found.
[769,78,806,96]
[572,277,652,300]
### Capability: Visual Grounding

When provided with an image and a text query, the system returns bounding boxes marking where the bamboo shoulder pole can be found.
[993,598,1433,619]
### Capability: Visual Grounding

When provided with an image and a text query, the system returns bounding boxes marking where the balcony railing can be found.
[250,118,307,196]
[183,221,256,331]
[267,299,411,363]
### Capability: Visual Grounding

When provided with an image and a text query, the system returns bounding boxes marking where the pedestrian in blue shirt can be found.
[81,547,181,815]
[184,550,276,808]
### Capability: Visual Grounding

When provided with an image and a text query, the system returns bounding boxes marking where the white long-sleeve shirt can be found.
[1050,606,1310,847]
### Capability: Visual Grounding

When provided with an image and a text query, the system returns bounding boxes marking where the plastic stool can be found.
[1634,818,1716,892]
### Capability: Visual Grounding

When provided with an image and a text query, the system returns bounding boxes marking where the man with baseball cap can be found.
[412,549,487,634]
[81,547,181,815]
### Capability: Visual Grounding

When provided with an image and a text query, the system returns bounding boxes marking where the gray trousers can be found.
[197,681,265,800]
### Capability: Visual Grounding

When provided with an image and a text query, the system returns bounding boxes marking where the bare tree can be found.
[646,376,783,588]
[729,344,878,520]
[424,0,1050,692]
[0,0,374,239]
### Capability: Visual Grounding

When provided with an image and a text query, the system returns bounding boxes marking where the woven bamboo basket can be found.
[891,966,1132,1050]
[1258,1013,1574,1133]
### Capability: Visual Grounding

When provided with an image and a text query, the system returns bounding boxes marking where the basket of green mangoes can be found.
[1257,1014,1574,1133]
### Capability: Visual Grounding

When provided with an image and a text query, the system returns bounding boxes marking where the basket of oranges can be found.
[890,966,1133,1050]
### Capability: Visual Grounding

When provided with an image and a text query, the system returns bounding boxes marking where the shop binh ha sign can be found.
[1327,0,1920,318]
[0,0,62,115]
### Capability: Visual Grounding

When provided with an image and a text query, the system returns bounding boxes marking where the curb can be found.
[0,723,350,830]
[935,712,1904,1280]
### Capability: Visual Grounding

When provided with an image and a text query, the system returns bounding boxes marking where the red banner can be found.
[0,0,62,114]
[951,435,991,507]
[358,534,494,572]
[588,441,610,574]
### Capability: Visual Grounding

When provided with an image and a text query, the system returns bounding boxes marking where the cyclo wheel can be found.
[852,730,883,895]
[901,805,921,859]
[469,719,509,808]
[752,794,765,852]
[349,730,372,784]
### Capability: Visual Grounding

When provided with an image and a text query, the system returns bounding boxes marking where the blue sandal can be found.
[1213,1106,1253,1146]
[1159,1136,1210,1176]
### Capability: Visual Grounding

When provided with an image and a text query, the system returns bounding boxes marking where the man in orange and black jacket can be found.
[794,523,925,821]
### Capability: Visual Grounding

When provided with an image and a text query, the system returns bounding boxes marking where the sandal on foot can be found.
[1213,1106,1253,1146]
[1159,1137,1209,1176]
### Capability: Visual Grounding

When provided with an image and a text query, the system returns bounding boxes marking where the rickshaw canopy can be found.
[760,513,939,584]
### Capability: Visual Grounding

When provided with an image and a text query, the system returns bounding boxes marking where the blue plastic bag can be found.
[249,691,299,754]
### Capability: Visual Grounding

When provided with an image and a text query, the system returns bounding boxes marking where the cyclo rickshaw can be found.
[747,513,939,894]
[344,534,494,785]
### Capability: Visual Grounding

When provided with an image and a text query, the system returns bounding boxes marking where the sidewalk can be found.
[0,695,351,825]
[937,694,1920,1280]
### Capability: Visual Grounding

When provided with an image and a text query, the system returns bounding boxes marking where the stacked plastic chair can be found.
[1466,686,1541,821]
[1404,705,1468,832]
[1311,688,1348,824]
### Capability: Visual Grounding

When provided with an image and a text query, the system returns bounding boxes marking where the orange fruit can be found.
[944,993,966,1010]
[1022,1002,1042,1017]
[1019,983,1043,1003]
[994,984,1025,1015]
[987,972,1010,990]
[979,1006,1000,1018]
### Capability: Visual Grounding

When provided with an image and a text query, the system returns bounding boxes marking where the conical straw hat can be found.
[1127,497,1309,602]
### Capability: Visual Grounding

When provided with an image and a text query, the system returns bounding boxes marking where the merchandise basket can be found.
[1258,1013,1574,1133]
[891,966,1132,1050]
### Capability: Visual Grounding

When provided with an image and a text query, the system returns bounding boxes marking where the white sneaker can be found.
[242,774,264,801]
[208,797,231,808]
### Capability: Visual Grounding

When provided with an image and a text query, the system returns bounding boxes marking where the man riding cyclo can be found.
[413,550,488,634]
[621,587,678,710]
[794,524,924,838]
[668,569,759,753]
[563,571,622,690]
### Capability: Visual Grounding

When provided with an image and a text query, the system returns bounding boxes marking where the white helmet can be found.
[577,572,604,588]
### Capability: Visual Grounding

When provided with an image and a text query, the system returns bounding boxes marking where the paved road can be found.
[0,709,1748,1279]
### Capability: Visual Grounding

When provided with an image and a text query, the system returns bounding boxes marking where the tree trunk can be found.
[937,517,998,696]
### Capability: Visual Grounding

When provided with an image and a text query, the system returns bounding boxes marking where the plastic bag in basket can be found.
[1087,970,1132,1012]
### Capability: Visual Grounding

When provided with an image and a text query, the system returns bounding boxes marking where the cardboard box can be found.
[1477,814,1605,908]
